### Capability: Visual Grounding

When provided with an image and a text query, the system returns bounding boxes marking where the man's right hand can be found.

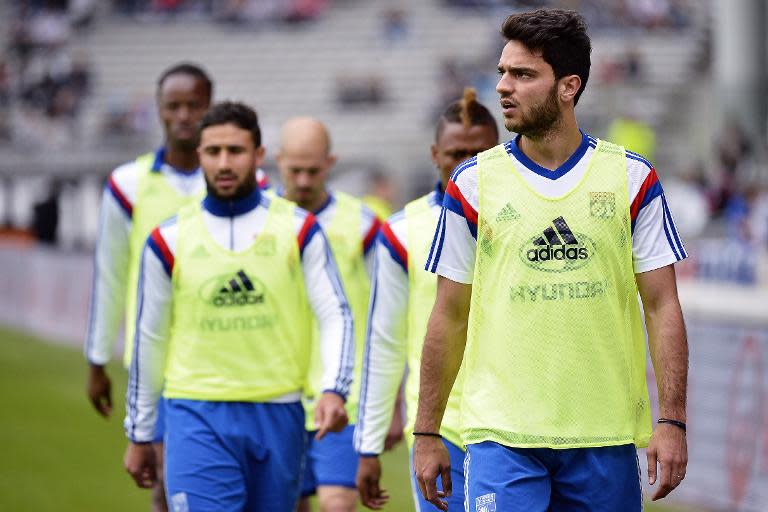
[124,442,157,488]
[87,364,112,417]
[413,435,451,511]
[357,456,389,510]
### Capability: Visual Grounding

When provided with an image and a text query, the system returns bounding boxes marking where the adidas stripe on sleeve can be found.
[85,159,205,365]
[355,214,409,455]
[626,153,687,272]
[125,221,177,442]
[85,163,138,365]
[298,210,356,399]
[425,159,479,284]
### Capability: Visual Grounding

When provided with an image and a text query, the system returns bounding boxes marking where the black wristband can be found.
[657,418,686,433]
[412,431,442,438]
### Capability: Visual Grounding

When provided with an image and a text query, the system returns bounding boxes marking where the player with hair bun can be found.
[354,88,498,511]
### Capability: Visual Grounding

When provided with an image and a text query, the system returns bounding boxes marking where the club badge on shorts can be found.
[476,492,496,512]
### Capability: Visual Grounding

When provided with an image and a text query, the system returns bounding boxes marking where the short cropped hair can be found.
[436,87,498,141]
[501,9,591,105]
[157,62,213,101]
[199,101,261,147]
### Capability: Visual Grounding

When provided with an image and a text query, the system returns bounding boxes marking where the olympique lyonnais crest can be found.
[590,191,616,218]
[476,492,497,512]
[254,234,276,256]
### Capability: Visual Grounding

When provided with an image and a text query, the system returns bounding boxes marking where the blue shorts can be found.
[465,442,642,512]
[152,397,166,444]
[164,399,306,512]
[301,424,358,496]
[410,438,466,512]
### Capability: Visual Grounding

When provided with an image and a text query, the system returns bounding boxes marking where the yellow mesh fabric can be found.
[163,198,312,401]
[462,140,651,449]
[123,154,204,367]
[405,195,464,450]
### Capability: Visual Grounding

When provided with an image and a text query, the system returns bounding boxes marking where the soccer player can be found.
[84,62,213,512]
[414,9,689,511]
[123,101,352,511]
[354,88,498,511]
[273,117,381,512]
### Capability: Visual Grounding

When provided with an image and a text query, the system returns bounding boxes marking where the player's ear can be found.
[430,143,439,166]
[254,145,266,166]
[559,75,581,104]
[326,153,338,168]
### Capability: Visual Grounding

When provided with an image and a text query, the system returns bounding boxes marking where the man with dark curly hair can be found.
[413,9,689,511]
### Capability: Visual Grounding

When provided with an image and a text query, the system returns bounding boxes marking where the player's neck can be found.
[163,145,199,173]
[299,189,330,214]
[518,116,582,171]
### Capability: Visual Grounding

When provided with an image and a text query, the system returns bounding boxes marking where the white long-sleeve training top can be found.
[354,186,443,455]
[83,146,269,365]
[123,187,352,442]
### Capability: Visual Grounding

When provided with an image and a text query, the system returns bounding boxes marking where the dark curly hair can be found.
[501,9,591,105]
[199,101,261,147]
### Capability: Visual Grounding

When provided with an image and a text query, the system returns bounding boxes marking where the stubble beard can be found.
[206,174,257,202]
[504,84,561,140]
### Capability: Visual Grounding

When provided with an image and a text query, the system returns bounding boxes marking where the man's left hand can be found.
[314,392,348,440]
[647,422,688,500]
[413,435,451,511]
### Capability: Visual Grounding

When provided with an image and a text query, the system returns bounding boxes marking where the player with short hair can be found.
[122,101,351,511]
[85,61,216,512]
[414,9,689,511]
[354,88,498,511]
[273,117,382,512]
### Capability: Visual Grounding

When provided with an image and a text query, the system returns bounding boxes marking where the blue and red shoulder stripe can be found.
[444,179,478,239]
[147,227,174,276]
[297,213,321,258]
[107,175,133,218]
[362,216,382,256]
[378,221,407,273]
[629,167,663,232]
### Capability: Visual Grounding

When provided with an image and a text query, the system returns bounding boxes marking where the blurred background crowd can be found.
[1,0,765,293]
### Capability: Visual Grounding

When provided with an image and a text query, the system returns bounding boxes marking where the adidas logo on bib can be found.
[198,269,266,307]
[519,216,596,273]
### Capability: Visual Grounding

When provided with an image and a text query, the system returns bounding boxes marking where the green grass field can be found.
[0,327,691,511]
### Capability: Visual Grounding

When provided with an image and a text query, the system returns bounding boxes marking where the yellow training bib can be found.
[462,140,651,449]
[163,197,312,401]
